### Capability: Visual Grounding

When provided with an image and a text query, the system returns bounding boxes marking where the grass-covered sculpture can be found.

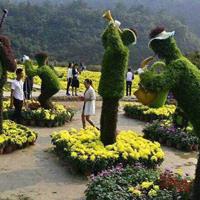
[98,11,137,145]
[135,60,169,108]
[0,9,17,133]
[24,52,60,109]
[139,27,200,200]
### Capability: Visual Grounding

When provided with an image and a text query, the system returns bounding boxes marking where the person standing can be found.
[126,68,134,96]
[82,79,97,129]
[10,68,25,123]
[66,62,73,96]
[23,75,33,100]
[71,63,79,96]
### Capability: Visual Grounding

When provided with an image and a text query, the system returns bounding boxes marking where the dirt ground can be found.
[0,102,197,200]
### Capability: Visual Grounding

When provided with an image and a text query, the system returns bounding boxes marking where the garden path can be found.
[0,102,197,200]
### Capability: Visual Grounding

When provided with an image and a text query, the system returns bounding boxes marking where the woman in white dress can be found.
[82,79,97,129]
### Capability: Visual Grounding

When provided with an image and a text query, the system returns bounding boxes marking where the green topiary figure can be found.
[24,52,60,109]
[0,10,17,133]
[98,11,137,145]
[139,27,200,199]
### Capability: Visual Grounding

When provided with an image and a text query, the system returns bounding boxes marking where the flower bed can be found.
[3,101,75,127]
[51,127,164,174]
[143,120,199,152]
[85,165,192,200]
[124,103,176,122]
[0,120,38,154]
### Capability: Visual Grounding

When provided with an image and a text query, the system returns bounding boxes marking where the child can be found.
[10,68,24,123]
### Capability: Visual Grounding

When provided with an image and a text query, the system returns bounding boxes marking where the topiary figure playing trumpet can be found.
[137,27,200,200]
[23,52,60,109]
[0,9,17,133]
[98,10,137,145]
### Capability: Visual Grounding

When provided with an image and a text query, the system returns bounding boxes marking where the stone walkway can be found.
[0,102,197,200]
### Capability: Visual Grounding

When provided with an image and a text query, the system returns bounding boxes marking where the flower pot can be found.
[38,121,45,127]
[21,119,26,125]
[0,147,4,154]
[58,121,63,126]
[30,120,35,126]
[176,144,182,150]
[47,121,53,127]
[192,144,199,151]
[26,120,31,126]
[53,122,59,127]
[166,140,172,147]
[158,138,163,144]
[29,140,36,145]
[4,145,13,154]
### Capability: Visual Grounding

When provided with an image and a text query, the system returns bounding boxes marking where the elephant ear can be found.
[121,28,137,46]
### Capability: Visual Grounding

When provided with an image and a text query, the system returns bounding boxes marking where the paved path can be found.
[0,102,197,200]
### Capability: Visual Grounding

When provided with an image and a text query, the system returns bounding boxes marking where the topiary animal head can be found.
[149,27,182,62]
[35,52,48,67]
[102,21,137,49]
[121,28,137,46]
[0,35,16,72]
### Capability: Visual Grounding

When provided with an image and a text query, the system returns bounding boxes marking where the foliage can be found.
[0,1,200,65]
[143,120,199,152]
[85,164,192,200]
[0,120,37,154]
[51,126,164,174]
[172,107,190,130]
[124,103,176,122]
[3,100,74,127]
[160,169,192,200]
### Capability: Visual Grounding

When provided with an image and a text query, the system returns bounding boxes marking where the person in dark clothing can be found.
[23,76,33,100]
[66,62,73,96]
[126,68,134,96]
[71,64,80,96]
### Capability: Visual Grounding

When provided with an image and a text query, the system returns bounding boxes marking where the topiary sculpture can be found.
[0,9,17,133]
[139,27,200,200]
[135,60,170,108]
[24,52,60,109]
[98,11,137,145]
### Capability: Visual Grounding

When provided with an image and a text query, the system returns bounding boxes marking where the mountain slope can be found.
[0,1,200,66]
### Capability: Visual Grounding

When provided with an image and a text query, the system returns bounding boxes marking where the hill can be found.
[0,1,200,67]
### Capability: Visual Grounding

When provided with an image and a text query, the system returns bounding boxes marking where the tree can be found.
[98,13,136,145]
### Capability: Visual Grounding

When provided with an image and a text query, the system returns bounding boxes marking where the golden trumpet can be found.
[103,10,114,22]
[140,56,155,68]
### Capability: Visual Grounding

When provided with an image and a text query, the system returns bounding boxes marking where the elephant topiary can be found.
[24,52,60,109]
[98,11,137,145]
[139,27,200,200]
